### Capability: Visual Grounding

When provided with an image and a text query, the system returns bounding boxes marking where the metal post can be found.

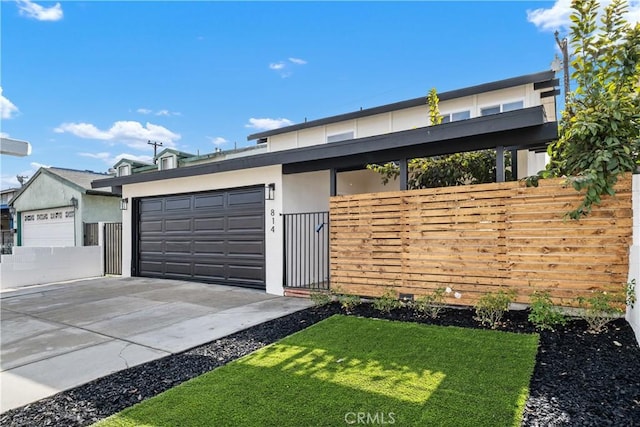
[399,158,408,190]
[496,146,505,183]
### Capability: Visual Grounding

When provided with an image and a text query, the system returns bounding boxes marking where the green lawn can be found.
[95,315,539,427]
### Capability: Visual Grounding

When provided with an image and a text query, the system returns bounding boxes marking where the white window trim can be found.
[439,109,471,123]
[118,164,131,177]
[158,154,177,170]
[478,98,525,116]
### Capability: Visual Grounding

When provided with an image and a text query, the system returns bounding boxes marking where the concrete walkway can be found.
[0,277,312,413]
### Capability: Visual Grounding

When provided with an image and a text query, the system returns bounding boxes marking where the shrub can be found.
[413,287,462,319]
[309,290,332,307]
[576,291,624,333]
[331,286,361,313]
[474,290,516,328]
[528,291,566,331]
[372,288,402,313]
[414,288,447,319]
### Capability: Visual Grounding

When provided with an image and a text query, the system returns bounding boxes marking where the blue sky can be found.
[1,0,638,190]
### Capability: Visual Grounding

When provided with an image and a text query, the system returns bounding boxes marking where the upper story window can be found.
[327,131,354,143]
[440,110,471,124]
[481,100,524,116]
[159,156,175,170]
[118,164,131,177]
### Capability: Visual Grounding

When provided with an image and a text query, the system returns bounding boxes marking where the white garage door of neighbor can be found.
[22,207,75,247]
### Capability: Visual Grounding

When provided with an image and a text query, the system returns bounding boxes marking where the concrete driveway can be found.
[0,277,312,413]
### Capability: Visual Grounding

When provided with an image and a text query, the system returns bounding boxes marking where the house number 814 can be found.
[270,209,275,233]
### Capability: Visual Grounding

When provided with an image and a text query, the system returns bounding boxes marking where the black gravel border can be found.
[1,303,639,426]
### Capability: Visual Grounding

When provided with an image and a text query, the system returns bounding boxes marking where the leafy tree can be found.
[542,0,640,219]
[368,87,511,189]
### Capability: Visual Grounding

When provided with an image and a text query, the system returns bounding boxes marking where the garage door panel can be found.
[228,215,264,232]
[139,241,163,253]
[228,188,263,207]
[195,194,224,209]
[165,218,191,231]
[140,200,163,213]
[194,217,225,231]
[165,241,192,253]
[165,262,192,275]
[166,197,191,211]
[137,186,265,289]
[140,220,163,232]
[193,264,225,278]
[227,240,264,256]
[228,264,264,281]
[193,240,225,254]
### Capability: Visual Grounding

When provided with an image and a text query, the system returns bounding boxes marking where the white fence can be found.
[0,246,102,290]
[626,175,640,345]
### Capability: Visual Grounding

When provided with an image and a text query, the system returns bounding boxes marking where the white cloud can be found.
[527,0,640,31]
[155,109,181,117]
[55,120,181,150]
[245,117,294,131]
[16,0,63,22]
[1,162,51,189]
[0,87,19,120]
[269,58,307,78]
[137,108,180,116]
[207,136,228,146]
[136,108,182,117]
[79,151,153,166]
[0,132,9,138]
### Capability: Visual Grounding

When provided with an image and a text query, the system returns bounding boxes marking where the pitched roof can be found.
[11,167,117,205]
[47,167,114,192]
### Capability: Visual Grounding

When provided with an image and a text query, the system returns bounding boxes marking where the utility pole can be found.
[147,140,163,164]
[16,175,28,187]
[554,30,571,112]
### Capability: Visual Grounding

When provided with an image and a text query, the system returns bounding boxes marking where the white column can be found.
[626,174,640,345]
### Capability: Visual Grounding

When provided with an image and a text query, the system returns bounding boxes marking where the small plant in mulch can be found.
[372,288,402,313]
[474,290,516,328]
[413,287,461,319]
[528,291,567,331]
[331,286,362,313]
[309,290,332,307]
[576,290,625,333]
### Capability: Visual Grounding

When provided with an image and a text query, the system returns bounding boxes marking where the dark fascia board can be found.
[92,106,554,189]
[247,70,556,141]
[283,122,557,174]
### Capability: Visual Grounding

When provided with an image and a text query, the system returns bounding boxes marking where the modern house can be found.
[10,167,121,247]
[92,70,559,296]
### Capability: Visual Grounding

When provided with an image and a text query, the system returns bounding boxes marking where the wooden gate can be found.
[104,222,122,275]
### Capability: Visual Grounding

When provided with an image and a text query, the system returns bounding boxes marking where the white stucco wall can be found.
[282,171,330,213]
[626,174,640,345]
[337,170,399,195]
[268,82,554,153]
[0,246,102,289]
[122,165,285,295]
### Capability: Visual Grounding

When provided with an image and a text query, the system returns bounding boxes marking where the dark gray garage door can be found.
[137,186,265,289]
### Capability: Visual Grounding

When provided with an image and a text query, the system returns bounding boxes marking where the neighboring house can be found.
[92,70,559,296]
[10,167,121,247]
[0,188,19,254]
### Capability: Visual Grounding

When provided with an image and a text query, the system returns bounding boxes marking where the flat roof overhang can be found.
[92,106,557,192]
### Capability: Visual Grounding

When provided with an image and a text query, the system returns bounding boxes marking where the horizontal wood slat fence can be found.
[330,174,632,306]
